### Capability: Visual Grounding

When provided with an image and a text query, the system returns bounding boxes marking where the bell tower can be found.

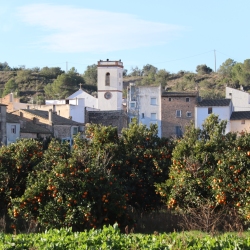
[97,59,123,111]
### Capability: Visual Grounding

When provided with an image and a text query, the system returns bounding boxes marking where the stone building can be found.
[12,109,84,145]
[85,109,127,134]
[161,91,198,138]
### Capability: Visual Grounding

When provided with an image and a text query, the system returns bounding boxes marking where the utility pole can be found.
[214,49,216,73]
[66,61,68,73]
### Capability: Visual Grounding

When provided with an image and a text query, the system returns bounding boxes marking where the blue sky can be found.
[1,0,250,74]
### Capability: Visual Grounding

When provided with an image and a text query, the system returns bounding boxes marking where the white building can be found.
[127,84,161,137]
[226,86,250,111]
[97,59,123,111]
[195,99,232,133]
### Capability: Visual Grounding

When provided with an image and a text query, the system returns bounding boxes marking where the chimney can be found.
[49,109,53,124]
[53,104,56,112]
[27,105,29,109]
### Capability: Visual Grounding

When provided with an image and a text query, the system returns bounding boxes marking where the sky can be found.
[1,0,250,74]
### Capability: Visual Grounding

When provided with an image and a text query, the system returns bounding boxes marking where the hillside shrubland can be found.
[1,58,250,103]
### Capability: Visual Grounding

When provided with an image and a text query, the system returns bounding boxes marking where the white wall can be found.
[6,123,20,144]
[97,61,123,111]
[67,90,98,109]
[195,105,231,133]
[226,87,250,111]
[127,85,161,137]
[69,98,85,123]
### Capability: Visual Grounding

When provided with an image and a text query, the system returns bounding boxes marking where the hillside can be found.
[123,72,230,99]
[0,62,246,103]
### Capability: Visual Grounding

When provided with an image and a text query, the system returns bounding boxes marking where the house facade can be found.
[195,99,232,133]
[127,84,161,137]
[161,91,198,138]
[6,113,20,145]
[230,111,250,133]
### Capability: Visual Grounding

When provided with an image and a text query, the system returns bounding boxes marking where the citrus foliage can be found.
[157,114,250,223]
[115,122,173,211]
[7,122,173,232]
[0,139,43,221]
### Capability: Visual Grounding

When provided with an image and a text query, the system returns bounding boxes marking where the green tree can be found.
[114,121,173,212]
[157,115,250,230]
[0,62,11,71]
[83,64,97,86]
[2,79,18,97]
[155,69,170,87]
[0,139,44,231]
[129,66,142,76]
[44,67,84,99]
[196,64,213,74]
[15,70,32,84]
[231,61,250,87]
[218,58,236,77]
[142,64,158,76]
[11,133,130,231]
[40,67,64,79]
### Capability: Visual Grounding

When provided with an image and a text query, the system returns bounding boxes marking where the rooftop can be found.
[196,99,231,107]
[162,91,198,97]
[230,111,250,120]
[21,109,83,126]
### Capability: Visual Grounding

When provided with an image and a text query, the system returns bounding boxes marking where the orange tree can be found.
[156,114,250,225]
[113,121,173,212]
[11,128,129,231]
[0,139,44,230]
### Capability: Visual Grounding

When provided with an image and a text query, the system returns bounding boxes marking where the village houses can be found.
[2,60,250,145]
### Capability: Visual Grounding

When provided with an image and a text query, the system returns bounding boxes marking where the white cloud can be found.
[17,3,184,53]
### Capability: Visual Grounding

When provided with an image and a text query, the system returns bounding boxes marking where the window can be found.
[176,110,181,117]
[186,111,192,117]
[241,120,245,124]
[130,102,136,108]
[72,127,78,135]
[175,126,183,137]
[169,98,172,102]
[141,113,145,119]
[208,107,212,114]
[151,113,157,120]
[150,97,157,105]
[105,72,110,86]
[186,97,190,102]
[11,125,16,134]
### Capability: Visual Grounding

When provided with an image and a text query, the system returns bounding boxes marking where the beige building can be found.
[230,111,250,133]
[0,93,27,112]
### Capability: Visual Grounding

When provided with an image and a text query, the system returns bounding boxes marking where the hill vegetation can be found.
[0,58,249,103]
